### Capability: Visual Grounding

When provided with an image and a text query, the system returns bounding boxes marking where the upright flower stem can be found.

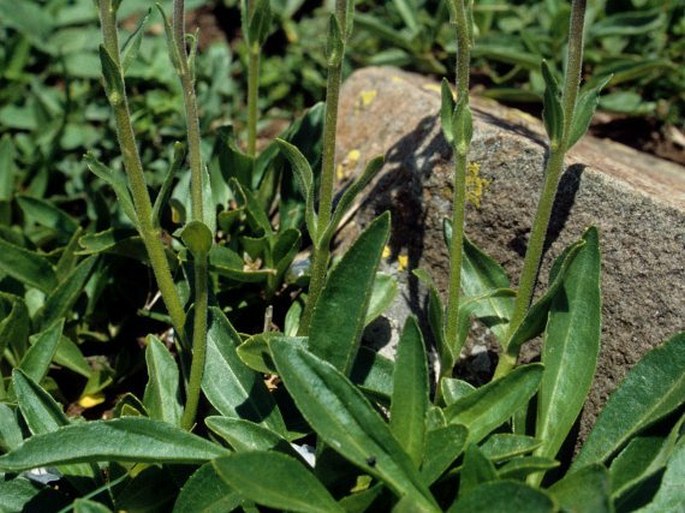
[298,0,349,335]
[444,0,471,374]
[171,0,210,431]
[97,0,186,335]
[495,0,587,378]
[246,0,259,157]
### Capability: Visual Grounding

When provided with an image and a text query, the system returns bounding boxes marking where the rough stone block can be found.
[335,66,685,441]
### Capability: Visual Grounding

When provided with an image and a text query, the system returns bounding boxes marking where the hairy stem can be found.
[298,0,349,335]
[97,0,186,335]
[172,0,210,430]
[495,0,587,378]
[247,45,260,157]
[444,0,471,374]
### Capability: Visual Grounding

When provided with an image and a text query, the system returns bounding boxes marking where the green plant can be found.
[0,0,683,512]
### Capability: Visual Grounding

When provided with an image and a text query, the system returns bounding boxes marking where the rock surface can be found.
[334,67,685,443]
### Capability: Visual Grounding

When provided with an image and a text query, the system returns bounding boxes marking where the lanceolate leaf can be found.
[440,78,456,145]
[0,238,57,293]
[567,75,612,150]
[0,418,228,471]
[533,227,601,475]
[635,436,685,513]
[19,319,64,384]
[173,462,241,513]
[271,342,439,511]
[460,444,498,495]
[36,255,99,328]
[205,416,303,462]
[448,480,555,513]
[84,154,137,225]
[308,212,390,374]
[16,195,79,238]
[13,369,69,435]
[214,452,344,513]
[143,335,182,426]
[201,307,287,435]
[444,364,543,444]
[572,332,685,471]
[390,317,429,468]
[541,60,564,148]
[275,139,317,240]
[13,370,100,493]
[549,464,613,513]
[420,424,468,485]
[444,221,513,345]
[505,239,585,358]
[0,293,29,358]
[319,156,384,248]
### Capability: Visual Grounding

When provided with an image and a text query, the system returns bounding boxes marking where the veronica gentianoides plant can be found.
[95,0,215,430]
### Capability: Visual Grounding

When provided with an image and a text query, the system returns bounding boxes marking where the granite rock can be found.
[334,66,685,443]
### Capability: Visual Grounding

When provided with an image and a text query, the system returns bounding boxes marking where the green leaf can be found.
[156,4,183,75]
[479,434,542,463]
[74,499,113,513]
[120,8,151,72]
[16,195,79,238]
[98,45,125,107]
[349,347,395,400]
[205,416,304,460]
[153,142,185,226]
[0,404,23,452]
[444,363,543,444]
[444,223,513,345]
[308,212,390,374]
[439,378,475,406]
[37,255,99,328]
[143,335,182,426]
[541,60,564,148]
[320,156,385,248]
[0,418,228,471]
[0,477,69,513]
[635,436,685,513]
[214,452,345,513]
[505,239,585,358]
[0,293,29,358]
[326,14,344,67]
[276,138,317,240]
[420,424,468,485]
[534,228,601,473]
[229,178,272,236]
[413,268,450,371]
[271,342,439,510]
[173,462,241,513]
[567,75,612,149]
[13,370,99,493]
[237,333,307,374]
[451,95,473,155]
[247,0,273,47]
[572,332,685,470]
[440,79,456,145]
[13,369,68,435]
[180,220,213,256]
[19,319,64,385]
[390,317,429,468]
[549,464,612,513]
[460,444,498,495]
[84,154,137,225]
[0,238,57,293]
[497,455,559,480]
[611,413,685,499]
[447,480,555,513]
[54,335,91,378]
[202,307,287,434]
